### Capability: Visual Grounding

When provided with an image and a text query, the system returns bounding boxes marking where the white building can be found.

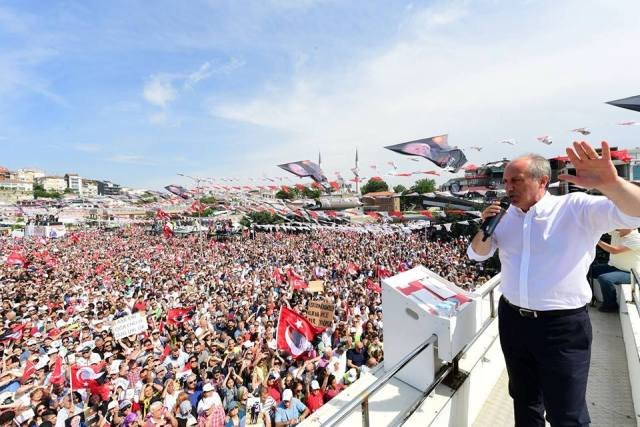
[36,176,67,193]
[16,168,45,183]
[0,180,33,192]
[82,179,99,197]
[65,174,83,195]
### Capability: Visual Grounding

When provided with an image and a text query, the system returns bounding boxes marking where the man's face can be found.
[503,159,548,211]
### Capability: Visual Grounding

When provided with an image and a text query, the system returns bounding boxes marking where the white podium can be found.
[382,266,477,391]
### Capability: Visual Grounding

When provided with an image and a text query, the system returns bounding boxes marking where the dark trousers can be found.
[498,297,592,426]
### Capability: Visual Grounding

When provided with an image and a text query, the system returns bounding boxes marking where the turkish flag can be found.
[375,266,393,279]
[366,212,382,220]
[89,382,111,401]
[6,251,27,267]
[70,364,104,389]
[21,360,35,384]
[389,210,403,218]
[1,323,26,342]
[156,209,170,220]
[287,269,308,290]
[326,211,337,218]
[163,224,174,238]
[329,181,340,191]
[167,307,193,325]
[50,356,64,386]
[276,307,324,359]
[161,344,172,361]
[366,278,382,293]
[295,184,306,191]
[272,268,285,283]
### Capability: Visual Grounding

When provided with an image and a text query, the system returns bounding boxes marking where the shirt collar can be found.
[511,191,552,216]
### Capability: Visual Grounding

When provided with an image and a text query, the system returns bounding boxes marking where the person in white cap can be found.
[196,395,225,427]
[196,383,222,414]
[104,400,119,425]
[274,389,309,427]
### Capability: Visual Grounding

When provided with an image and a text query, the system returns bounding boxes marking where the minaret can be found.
[318,151,322,168]
[355,148,360,194]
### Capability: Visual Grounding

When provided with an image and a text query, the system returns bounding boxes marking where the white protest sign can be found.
[111,313,148,340]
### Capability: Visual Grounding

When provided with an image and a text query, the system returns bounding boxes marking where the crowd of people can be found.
[0,224,490,427]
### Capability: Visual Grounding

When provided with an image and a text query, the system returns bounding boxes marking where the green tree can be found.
[240,211,283,227]
[410,178,436,194]
[303,187,322,199]
[33,184,62,199]
[361,178,389,195]
[275,189,294,200]
[200,195,217,204]
[393,184,407,194]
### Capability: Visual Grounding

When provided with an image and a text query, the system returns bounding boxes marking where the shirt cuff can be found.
[467,243,495,261]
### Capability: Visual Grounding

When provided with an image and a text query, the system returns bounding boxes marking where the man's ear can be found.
[541,175,550,189]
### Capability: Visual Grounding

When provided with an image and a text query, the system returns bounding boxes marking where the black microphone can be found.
[481,197,510,241]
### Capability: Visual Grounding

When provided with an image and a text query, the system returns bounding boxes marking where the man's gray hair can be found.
[511,154,551,181]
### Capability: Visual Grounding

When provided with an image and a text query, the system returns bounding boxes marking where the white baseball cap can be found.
[202,383,214,392]
[311,380,320,390]
[282,389,293,402]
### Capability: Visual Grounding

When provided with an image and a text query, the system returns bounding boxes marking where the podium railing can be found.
[631,268,639,312]
[323,276,502,427]
[323,334,440,427]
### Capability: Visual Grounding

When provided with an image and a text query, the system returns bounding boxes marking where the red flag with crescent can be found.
[70,364,104,389]
[276,306,324,359]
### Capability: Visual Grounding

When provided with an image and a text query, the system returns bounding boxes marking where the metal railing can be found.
[322,277,502,427]
[631,268,639,311]
[323,334,438,427]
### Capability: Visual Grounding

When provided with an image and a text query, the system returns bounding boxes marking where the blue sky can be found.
[1,0,639,189]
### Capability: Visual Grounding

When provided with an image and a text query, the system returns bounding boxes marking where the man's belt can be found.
[501,296,587,319]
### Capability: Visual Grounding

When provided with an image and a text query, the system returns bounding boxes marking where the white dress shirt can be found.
[468,192,640,310]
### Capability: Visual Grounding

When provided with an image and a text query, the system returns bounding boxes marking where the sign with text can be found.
[111,313,148,340]
[307,299,334,328]
[308,280,325,293]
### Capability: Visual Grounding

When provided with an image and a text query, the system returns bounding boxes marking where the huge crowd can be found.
[0,225,491,427]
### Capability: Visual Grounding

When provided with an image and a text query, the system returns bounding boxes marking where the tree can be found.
[275,189,295,200]
[410,178,436,194]
[393,184,407,194]
[200,195,216,204]
[302,187,322,199]
[240,211,282,227]
[33,184,62,199]
[361,178,389,195]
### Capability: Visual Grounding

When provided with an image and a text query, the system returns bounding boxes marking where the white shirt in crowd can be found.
[468,192,640,310]
[609,229,640,273]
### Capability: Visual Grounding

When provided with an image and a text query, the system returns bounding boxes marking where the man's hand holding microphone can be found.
[471,197,510,256]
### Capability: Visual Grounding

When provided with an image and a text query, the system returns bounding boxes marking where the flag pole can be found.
[68,364,73,402]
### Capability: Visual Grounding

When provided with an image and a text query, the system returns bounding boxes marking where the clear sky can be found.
[1,0,639,190]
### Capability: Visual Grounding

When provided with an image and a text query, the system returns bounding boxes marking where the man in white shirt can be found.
[468,141,640,426]
[592,228,640,311]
